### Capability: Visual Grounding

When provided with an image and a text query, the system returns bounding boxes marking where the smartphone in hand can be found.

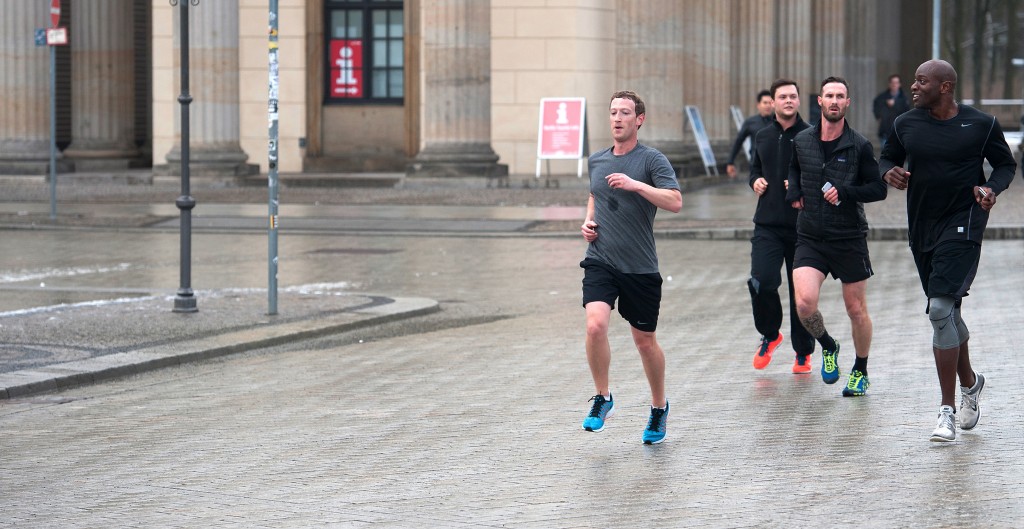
[821,182,841,206]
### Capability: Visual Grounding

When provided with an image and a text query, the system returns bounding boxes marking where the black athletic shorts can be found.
[580,258,662,333]
[794,236,873,283]
[913,240,981,300]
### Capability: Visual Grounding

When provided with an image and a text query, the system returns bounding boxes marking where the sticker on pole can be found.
[46,27,68,46]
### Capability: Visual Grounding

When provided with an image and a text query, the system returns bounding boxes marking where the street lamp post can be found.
[172,0,198,313]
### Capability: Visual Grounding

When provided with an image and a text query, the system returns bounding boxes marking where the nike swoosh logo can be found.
[961,123,973,127]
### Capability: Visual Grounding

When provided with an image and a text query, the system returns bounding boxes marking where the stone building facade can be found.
[0,0,929,179]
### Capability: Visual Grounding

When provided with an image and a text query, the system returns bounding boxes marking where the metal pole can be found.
[173,0,198,313]
[267,0,280,315]
[49,40,57,220]
[932,0,941,60]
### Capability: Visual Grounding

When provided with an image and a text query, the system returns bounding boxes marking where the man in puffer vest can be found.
[785,76,888,397]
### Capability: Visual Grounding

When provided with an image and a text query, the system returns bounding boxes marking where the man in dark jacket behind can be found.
[747,79,816,374]
[872,74,911,146]
[786,76,887,397]
[726,90,774,177]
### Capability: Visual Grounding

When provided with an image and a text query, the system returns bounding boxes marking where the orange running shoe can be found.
[752,333,783,369]
[792,354,812,374]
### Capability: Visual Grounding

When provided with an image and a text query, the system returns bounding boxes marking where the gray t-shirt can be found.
[585,143,679,274]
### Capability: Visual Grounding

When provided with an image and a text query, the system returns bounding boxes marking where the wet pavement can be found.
[1,174,1023,527]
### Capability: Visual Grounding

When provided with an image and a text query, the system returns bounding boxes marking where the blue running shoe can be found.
[821,342,840,384]
[642,401,669,444]
[582,394,614,432]
[842,369,870,396]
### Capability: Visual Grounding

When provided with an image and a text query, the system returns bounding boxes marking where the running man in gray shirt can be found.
[579,90,682,445]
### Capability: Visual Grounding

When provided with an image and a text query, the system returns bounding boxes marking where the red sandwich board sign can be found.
[50,0,60,27]
[536,97,588,178]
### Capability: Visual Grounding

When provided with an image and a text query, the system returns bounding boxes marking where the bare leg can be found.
[956,335,977,389]
[631,326,666,408]
[792,267,827,337]
[584,302,613,397]
[841,280,872,359]
[933,345,959,408]
[801,311,827,339]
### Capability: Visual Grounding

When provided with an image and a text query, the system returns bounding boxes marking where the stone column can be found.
[62,0,140,170]
[681,0,733,174]
[407,0,507,178]
[731,0,775,112]
[839,0,880,136]
[160,0,257,176]
[617,0,686,168]
[0,1,56,174]
[775,0,814,90]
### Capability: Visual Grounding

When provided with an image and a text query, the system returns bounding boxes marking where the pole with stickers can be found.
[44,0,67,219]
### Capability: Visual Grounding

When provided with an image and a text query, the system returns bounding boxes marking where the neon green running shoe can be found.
[821,342,840,384]
[842,369,870,396]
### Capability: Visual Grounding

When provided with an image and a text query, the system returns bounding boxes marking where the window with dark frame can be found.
[326,0,404,104]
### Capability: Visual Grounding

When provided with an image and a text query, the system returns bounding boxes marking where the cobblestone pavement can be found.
[2,217,1023,526]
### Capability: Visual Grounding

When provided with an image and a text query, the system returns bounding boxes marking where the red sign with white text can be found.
[537,98,586,158]
[329,39,363,98]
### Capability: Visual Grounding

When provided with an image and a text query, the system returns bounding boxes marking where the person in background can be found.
[726,89,774,178]
[747,79,816,374]
[808,93,821,125]
[872,74,911,147]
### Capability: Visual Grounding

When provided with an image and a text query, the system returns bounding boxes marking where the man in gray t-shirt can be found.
[579,90,681,445]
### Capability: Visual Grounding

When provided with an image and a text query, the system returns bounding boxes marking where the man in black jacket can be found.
[880,60,1016,442]
[747,79,815,373]
[786,76,887,397]
[872,74,911,146]
[726,90,774,178]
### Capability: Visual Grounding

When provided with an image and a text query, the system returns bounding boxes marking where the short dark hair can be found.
[610,90,645,117]
[820,76,849,93]
[769,79,799,99]
[888,74,901,83]
[757,89,772,103]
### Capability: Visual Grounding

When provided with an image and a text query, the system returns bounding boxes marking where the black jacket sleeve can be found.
[872,92,886,121]
[982,119,1017,194]
[748,128,764,189]
[877,129,906,177]
[838,142,887,204]
[727,117,755,165]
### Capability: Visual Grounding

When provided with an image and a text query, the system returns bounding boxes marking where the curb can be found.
[0,295,439,399]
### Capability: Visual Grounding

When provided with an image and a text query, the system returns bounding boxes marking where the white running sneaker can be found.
[959,371,985,430]
[930,405,956,442]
